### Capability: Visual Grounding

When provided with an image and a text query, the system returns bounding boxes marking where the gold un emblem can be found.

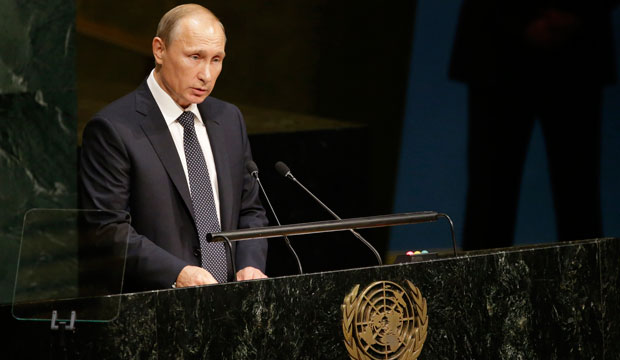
[342,280,428,360]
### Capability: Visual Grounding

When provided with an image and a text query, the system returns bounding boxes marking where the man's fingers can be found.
[176,265,218,287]
[197,269,218,285]
[236,266,268,281]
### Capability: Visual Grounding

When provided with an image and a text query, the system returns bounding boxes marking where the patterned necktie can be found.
[177,111,228,282]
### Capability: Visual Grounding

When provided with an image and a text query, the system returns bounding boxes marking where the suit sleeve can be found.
[232,106,269,272]
[79,116,188,290]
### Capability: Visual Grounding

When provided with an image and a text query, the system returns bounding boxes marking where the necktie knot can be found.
[177,111,194,129]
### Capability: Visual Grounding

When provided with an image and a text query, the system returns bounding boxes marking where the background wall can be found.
[391,1,620,255]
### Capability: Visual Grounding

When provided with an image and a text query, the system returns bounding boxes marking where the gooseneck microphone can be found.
[247,161,303,275]
[274,161,383,266]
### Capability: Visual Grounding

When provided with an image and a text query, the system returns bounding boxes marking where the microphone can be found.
[247,161,303,275]
[274,161,383,266]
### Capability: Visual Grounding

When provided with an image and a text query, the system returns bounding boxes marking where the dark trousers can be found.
[462,82,603,250]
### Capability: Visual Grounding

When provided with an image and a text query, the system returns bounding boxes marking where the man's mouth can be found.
[192,88,208,95]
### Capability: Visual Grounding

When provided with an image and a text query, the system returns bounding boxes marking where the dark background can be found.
[1,1,619,304]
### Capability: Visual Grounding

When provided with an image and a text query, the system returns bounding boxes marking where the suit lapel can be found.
[199,100,233,231]
[135,83,195,222]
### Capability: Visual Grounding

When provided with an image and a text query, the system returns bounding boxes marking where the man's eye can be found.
[191,55,199,60]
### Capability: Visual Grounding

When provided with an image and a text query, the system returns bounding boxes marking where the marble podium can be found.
[2,237,619,359]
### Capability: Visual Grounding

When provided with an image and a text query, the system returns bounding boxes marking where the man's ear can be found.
[152,37,165,65]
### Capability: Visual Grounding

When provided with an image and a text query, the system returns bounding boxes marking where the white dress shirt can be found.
[146,70,221,224]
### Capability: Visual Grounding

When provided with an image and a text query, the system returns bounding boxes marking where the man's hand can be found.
[236,266,268,281]
[175,265,218,287]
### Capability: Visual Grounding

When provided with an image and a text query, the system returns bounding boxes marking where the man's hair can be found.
[156,3,225,45]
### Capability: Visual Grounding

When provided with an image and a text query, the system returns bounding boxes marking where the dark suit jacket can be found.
[79,81,268,292]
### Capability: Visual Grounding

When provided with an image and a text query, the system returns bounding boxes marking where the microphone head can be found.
[246,161,259,177]
[274,161,292,178]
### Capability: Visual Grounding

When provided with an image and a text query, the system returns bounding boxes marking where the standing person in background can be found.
[450,0,618,250]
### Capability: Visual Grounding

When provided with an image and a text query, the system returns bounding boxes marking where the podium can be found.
[2,211,619,359]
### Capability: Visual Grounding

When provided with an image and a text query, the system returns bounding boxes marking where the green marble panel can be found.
[600,237,620,360]
[0,0,76,304]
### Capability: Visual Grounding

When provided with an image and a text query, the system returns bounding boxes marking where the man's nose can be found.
[198,63,212,82]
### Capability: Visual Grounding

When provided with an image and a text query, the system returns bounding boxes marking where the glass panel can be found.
[12,209,130,323]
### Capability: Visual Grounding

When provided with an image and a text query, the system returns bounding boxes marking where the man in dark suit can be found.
[450,0,617,250]
[80,4,268,291]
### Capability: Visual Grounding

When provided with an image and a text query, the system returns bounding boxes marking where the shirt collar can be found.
[146,69,204,127]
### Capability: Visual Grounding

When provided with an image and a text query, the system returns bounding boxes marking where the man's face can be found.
[153,15,226,108]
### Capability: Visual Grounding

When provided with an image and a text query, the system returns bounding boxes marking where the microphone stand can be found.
[275,161,382,266]
[248,161,303,274]
[255,174,304,275]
